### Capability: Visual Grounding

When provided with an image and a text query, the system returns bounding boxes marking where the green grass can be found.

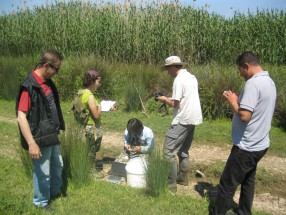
[3,99,286,157]
[0,100,285,214]
[269,126,286,157]
[0,100,16,118]
[0,156,34,214]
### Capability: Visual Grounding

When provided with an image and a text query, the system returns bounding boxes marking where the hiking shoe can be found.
[93,171,104,179]
[176,176,188,186]
[168,184,177,193]
[177,180,188,186]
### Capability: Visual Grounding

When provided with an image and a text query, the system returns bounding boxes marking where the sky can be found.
[1,0,286,18]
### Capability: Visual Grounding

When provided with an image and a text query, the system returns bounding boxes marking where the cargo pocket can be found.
[165,129,179,151]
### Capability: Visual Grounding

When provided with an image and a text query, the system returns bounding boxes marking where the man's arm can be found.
[140,130,154,153]
[158,96,180,108]
[223,90,252,123]
[237,109,252,123]
[17,111,42,159]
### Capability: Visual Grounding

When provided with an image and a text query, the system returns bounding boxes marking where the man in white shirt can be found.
[158,56,202,192]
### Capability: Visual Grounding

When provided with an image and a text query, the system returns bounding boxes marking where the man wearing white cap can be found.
[158,56,202,192]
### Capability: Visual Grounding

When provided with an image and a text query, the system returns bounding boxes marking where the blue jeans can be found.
[32,144,63,207]
[212,146,267,215]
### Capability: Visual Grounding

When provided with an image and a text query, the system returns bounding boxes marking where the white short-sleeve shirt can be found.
[171,69,203,125]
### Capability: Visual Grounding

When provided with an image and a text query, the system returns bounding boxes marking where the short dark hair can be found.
[236,51,260,68]
[127,118,143,139]
[37,50,63,68]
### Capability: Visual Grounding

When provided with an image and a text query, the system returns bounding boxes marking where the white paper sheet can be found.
[100,100,116,112]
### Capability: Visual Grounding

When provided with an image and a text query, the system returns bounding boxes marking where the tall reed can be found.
[145,147,170,197]
[0,0,285,65]
[60,123,92,187]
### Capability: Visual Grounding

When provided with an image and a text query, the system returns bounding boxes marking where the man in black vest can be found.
[16,50,65,211]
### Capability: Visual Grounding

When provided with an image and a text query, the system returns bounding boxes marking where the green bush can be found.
[60,123,92,187]
[145,147,170,197]
[194,63,244,120]
[2,55,286,129]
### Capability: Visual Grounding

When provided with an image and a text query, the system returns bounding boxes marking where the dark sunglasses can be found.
[48,63,60,73]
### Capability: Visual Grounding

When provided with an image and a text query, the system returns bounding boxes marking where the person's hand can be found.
[133,146,141,152]
[29,143,42,160]
[110,105,117,111]
[223,90,238,103]
[125,144,131,151]
[157,96,167,103]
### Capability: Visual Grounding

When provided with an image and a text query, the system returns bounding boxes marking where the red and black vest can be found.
[16,72,65,150]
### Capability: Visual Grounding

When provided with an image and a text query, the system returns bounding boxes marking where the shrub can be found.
[60,123,92,187]
[145,147,170,197]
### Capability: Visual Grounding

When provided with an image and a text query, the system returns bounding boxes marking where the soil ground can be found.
[99,131,286,215]
[1,115,285,215]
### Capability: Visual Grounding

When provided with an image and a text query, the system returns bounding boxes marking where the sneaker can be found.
[36,204,55,213]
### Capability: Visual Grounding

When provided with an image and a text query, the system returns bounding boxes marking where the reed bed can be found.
[1,0,285,127]
[0,0,285,65]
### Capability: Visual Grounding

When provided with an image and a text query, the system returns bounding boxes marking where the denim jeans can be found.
[164,123,195,186]
[32,144,63,207]
[212,146,267,215]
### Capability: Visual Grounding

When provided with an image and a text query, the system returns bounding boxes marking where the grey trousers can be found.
[163,123,195,186]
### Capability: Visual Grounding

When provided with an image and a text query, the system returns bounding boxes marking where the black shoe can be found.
[225,211,238,215]
[51,192,69,201]
[62,193,69,200]
[50,193,61,201]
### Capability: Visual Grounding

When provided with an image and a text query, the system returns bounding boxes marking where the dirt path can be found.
[102,131,286,215]
[0,116,17,124]
[1,116,285,214]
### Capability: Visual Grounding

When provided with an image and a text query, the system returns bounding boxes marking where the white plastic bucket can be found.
[125,156,147,188]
